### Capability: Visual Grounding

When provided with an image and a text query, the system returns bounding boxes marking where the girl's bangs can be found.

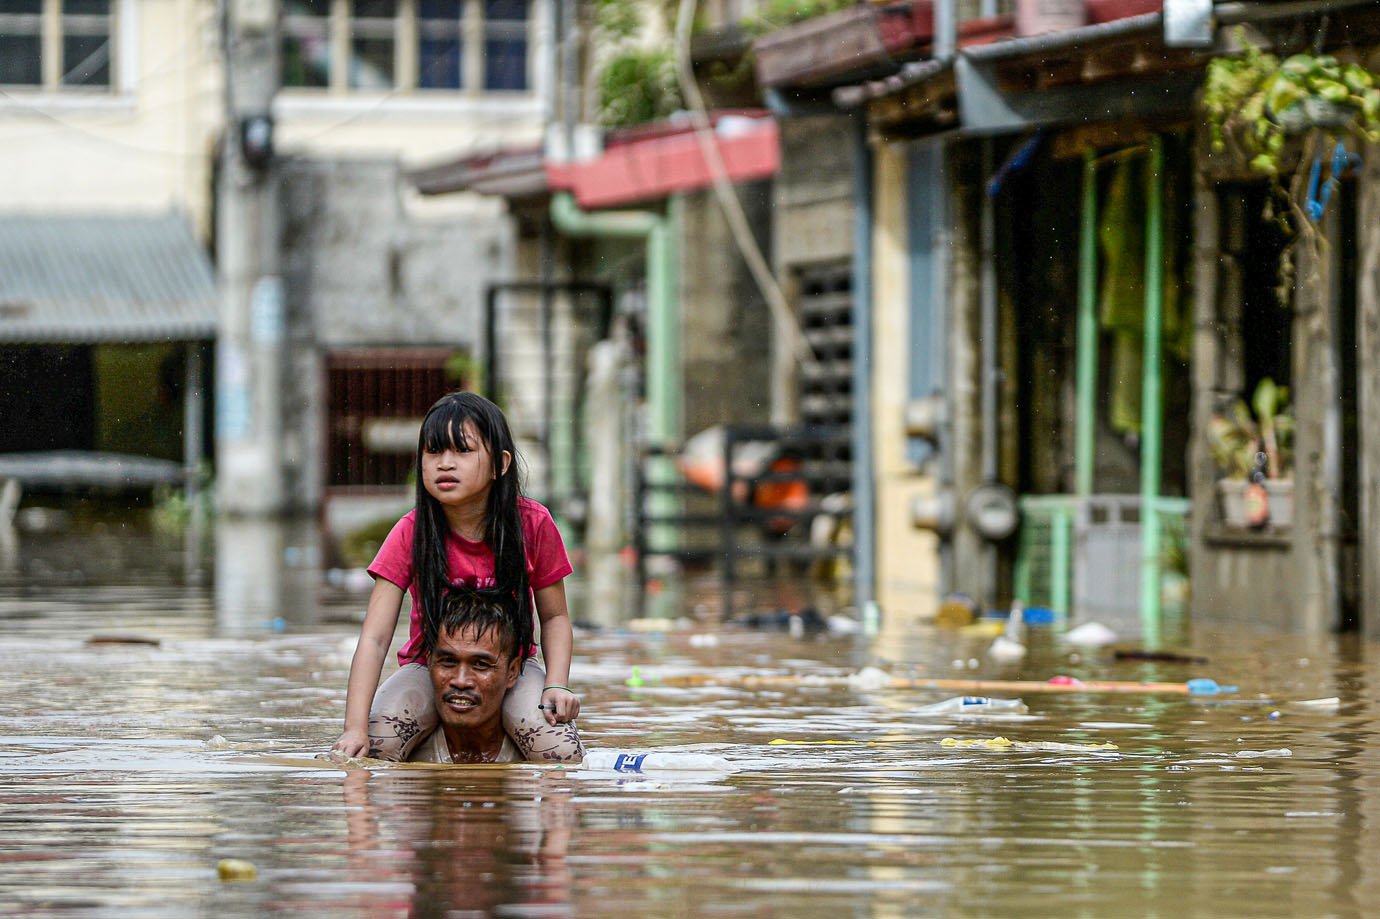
[419,404,475,453]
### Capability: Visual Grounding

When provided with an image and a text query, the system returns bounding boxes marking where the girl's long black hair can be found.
[412,392,532,658]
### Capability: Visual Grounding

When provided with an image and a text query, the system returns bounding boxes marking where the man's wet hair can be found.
[432,586,520,662]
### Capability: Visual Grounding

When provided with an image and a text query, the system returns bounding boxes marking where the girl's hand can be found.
[540,686,581,725]
[332,727,371,758]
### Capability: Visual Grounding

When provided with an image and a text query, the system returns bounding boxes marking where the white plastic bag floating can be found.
[1062,621,1118,647]
[913,696,1028,716]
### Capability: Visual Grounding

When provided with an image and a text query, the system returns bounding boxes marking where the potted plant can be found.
[1206,378,1294,530]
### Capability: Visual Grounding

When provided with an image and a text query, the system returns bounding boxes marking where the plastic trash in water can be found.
[1186,678,1238,695]
[988,602,1027,662]
[913,696,1029,716]
[579,750,738,773]
[1062,621,1118,646]
[941,737,1119,753]
[846,666,894,690]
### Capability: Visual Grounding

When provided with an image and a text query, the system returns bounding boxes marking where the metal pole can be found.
[1075,148,1098,499]
[980,141,998,483]
[183,341,204,505]
[851,116,876,609]
[1065,148,1101,623]
[540,226,556,503]
[484,287,498,399]
[1139,136,1165,643]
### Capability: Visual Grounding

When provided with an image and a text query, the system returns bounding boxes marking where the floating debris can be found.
[942,737,1119,753]
[85,635,161,647]
[1063,622,1118,647]
[942,736,1014,750]
[1114,649,1209,664]
[216,859,257,881]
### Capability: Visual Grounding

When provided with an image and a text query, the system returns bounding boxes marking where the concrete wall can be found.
[1188,176,1329,633]
[680,181,774,437]
[771,114,856,423]
[278,157,515,510]
[773,115,856,268]
[279,158,510,349]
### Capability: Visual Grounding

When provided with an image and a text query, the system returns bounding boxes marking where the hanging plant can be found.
[1201,32,1380,301]
[1202,34,1380,179]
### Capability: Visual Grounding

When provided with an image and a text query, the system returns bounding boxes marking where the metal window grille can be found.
[325,348,462,489]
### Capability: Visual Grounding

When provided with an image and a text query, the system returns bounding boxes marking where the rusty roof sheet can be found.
[0,213,217,344]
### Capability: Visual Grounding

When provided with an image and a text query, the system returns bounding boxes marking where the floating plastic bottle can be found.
[579,750,737,773]
[913,696,1028,716]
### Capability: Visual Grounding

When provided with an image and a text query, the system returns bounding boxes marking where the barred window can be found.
[325,348,467,489]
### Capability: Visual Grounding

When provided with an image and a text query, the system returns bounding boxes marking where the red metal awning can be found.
[545,112,780,210]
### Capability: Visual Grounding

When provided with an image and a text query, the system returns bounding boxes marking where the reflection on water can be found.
[1,519,1379,917]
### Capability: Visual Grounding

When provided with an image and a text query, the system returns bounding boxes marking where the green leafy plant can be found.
[150,462,215,532]
[1202,33,1380,302]
[595,0,642,41]
[444,351,481,388]
[1203,34,1380,178]
[597,49,683,127]
[741,0,853,36]
[1206,378,1294,481]
[591,0,683,128]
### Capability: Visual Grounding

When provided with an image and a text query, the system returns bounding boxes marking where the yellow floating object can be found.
[941,737,1118,752]
[957,620,1007,638]
[934,600,976,627]
[217,859,258,881]
[769,738,866,746]
[942,736,1014,749]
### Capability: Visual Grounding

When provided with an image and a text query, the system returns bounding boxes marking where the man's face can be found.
[429,623,520,734]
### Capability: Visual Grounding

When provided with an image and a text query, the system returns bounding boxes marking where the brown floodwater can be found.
[2,520,1379,917]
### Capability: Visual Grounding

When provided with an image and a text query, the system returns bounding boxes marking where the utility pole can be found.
[216,0,286,515]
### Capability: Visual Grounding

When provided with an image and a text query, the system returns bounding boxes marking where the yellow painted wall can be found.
[0,0,222,236]
[0,0,549,236]
[871,139,942,631]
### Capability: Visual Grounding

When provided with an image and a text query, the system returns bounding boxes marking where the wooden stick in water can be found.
[637,672,1200,694]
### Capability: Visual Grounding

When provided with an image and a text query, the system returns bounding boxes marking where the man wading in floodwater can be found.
[405,588,532,764]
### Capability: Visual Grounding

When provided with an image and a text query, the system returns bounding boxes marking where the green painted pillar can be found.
[1139,137,1165,644]
[549,192,680,550]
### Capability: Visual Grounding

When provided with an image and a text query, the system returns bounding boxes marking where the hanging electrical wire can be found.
[671,0,822,375]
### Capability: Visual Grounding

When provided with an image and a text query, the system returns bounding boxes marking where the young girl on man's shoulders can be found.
[332,391,584,762]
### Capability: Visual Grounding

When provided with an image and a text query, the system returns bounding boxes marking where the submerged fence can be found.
[1013,493,1190,631]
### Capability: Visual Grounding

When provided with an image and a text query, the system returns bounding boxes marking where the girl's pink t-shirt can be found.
[367,496,573,666]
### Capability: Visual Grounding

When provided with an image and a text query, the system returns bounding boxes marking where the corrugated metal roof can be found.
[0,213,217,344]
